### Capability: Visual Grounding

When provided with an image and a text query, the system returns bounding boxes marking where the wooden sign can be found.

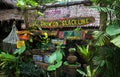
[16,41,25,48]
[39,16,95,28]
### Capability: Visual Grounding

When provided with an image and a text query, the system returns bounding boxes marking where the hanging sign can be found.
[16,41,25,48]
[39,16,95,28]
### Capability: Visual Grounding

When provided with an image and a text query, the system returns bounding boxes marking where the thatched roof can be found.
[0,0,16,9]
[0,0,23,21]
[0,9,23,21]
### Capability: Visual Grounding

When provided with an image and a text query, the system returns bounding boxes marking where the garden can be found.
[0,0,120,77]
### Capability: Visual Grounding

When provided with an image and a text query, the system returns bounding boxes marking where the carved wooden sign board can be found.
[35,4,100,28]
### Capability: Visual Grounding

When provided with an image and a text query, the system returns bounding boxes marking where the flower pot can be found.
[67,55,77,64]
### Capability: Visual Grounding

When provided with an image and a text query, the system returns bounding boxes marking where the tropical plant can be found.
[0,46,26,77]
[47,44,64,71]
[19,61,44,77]
[76,45,98,77]
[77,65,98,77]
[106,24,120,48]
[91,29,120,77]
[90,0,120,77]
[47,44,65,77]
[92,31,110,46]
[76,45,91,63]
[91,0,120,30]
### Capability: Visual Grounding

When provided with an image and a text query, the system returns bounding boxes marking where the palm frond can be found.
[90,5,114,13]
[92,31,110,46]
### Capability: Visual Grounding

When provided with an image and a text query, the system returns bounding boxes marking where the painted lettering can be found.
[39,17,95,28]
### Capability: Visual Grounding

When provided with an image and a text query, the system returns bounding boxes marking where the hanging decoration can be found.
[3,22,19,52]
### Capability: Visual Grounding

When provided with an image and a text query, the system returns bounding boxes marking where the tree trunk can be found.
[99,3,107,31]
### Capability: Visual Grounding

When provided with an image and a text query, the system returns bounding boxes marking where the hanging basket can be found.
[3,23,19,52]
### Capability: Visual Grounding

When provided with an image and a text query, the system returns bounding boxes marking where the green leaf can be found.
[47,65,56,71]
[48,49,63,64]
[106,25,120,36]
[47,61,62,71]
[111,35,120,48]
[76,45,90,61]
[54,61,62,68]
[0,52,16,61]
[92,68,98,77]
[77,69,87,77]
[13,46,26,55]
[93,31,110,46]
[37,11,43,16]
[56,50,62,61]
[48,51,57,64]
[86,65,91,77]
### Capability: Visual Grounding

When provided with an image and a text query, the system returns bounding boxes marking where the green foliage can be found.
[76,45,98,77]
[91,0,100,4]
[106,25,120,47]
[17,0,58,8]
[68,48,76,52]
[17,0,39,9]
[92,31,110,46]
[13,46,26,55]
[91,0,116,5]
[19,62,43,77]
[47,61,62,71]
[77,65,98,77]
[106,24,120,36]
[63,61,80,66]
[92,46,120,77]
[91,0,120,77]
[111,35,120,48]
[92,56,105,67]
[76,45,91,62]
[0,52,16,69]
[0,46,26,77]
[77,69,87,77]
[90,5,114,12]
[47,44,64,71]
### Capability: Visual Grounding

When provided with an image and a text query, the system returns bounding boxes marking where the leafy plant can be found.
[77,65,98,77]
[76,45,91,62]
[106,24,120,47]
[47,44,64,71]
[92,25,120,77]
[92,46,120,77]
[47,44,65,77]
[76,44,100,77]
[19,62,44,77]
[0,46,26,77]
[92,31,110,46]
